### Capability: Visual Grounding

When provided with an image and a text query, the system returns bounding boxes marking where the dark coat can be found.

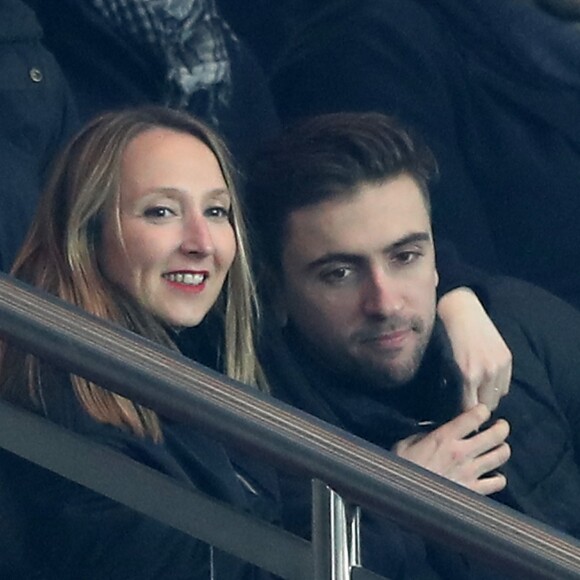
[271,0,580,309]
[3,327,279,579]
[481,277,580,536]
[260,276,580,578]
[0,0,78,271]
[26,0,280,166]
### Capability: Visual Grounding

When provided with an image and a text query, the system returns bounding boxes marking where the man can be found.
[247,112,580,578]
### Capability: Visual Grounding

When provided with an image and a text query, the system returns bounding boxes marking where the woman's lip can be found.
[164,269,209,275]
[162,271,209,292]
[164,278,207,293]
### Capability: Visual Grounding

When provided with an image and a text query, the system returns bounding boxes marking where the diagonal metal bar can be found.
[0,273,579,579]
[0,400,310,579]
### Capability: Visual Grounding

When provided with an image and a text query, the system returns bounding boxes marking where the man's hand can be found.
[437,287,512,411]
[392,404,510,495]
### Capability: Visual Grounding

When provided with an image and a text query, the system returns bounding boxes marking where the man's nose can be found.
[361,270,404,317]
[180,213,214,256]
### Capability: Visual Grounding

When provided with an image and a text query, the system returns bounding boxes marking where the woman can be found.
[0,106,276,579]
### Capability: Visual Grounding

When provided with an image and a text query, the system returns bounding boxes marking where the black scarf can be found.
[262,318,463,452]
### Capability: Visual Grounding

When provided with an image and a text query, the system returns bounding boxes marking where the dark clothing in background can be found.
[0,0,78,271]
[259,277,580,578]
[26,0,280,165]
[4,326,280,579]
[271,0,580,309]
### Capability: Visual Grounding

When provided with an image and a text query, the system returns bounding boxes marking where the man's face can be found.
[280,175,439,390]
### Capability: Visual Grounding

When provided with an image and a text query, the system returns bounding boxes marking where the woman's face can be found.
[100,127,237,328]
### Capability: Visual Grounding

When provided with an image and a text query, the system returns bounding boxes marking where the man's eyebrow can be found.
[390,232,432,250]
[306,232,432,272]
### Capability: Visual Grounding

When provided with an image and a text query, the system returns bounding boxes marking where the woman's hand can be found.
[438,287,512,411]
[393,404,511,495]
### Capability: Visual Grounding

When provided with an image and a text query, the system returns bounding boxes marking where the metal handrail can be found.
[0,273,579,579]
[0,400,312,579]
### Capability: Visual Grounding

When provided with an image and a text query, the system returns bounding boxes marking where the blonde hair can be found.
[0,106,266,440]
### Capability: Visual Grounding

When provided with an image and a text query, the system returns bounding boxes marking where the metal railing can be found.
[0,273,579,579]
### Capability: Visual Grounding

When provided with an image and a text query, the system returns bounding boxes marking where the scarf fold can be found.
[87,0,234,121]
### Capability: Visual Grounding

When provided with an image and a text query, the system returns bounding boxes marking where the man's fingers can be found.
[467,418,510,458]
[472,441,511,478]
[436,403,491,440]
[471,472,508,496]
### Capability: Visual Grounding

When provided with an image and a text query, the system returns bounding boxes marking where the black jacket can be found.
[26,0,280,166]
[0,0,78,271]
[3,326,280,579]
[260,276,580,578]
[271,0,580,309]
[481,277,580,536]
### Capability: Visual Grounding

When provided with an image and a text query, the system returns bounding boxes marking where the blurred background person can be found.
[0,0,78,271]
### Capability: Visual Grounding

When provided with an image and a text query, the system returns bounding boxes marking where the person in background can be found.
[0,106,278,579]
[0,0,78,271]
[25,0,280,165]
[269,0,580,310]
[248,112,580,578]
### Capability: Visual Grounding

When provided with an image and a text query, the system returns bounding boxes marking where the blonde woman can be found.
[0,106,275,579]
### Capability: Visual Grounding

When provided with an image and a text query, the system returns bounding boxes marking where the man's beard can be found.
[347,314,433,392]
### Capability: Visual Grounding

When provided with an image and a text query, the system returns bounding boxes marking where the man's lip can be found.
[360,328,410,346]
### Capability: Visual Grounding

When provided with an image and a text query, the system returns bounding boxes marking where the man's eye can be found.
[321,267,352,284]
[143,206,175,219]
[394,251,421,265]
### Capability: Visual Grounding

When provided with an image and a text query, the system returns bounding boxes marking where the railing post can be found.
[312,480,361,579]
[349,505,361,569]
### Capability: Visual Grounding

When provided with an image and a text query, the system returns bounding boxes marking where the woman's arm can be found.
[438,287,512,410]
[436,240,512,411]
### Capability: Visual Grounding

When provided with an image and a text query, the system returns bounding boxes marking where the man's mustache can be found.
[353,315,424,342]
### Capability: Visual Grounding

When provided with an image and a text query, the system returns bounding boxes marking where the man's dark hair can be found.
[246,111,437,274]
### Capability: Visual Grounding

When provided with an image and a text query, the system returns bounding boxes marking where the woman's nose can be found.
[180,214,214,256]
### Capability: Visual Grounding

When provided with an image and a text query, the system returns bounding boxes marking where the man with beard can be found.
[248,112,580,579]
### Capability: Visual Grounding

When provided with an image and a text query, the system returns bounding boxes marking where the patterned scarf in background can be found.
[88,0,234,122]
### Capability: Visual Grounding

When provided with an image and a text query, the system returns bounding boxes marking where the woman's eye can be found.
[143,206,175,219]
[206,206,230,219]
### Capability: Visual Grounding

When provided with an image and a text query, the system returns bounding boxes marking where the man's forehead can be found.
[284,176,431,257]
